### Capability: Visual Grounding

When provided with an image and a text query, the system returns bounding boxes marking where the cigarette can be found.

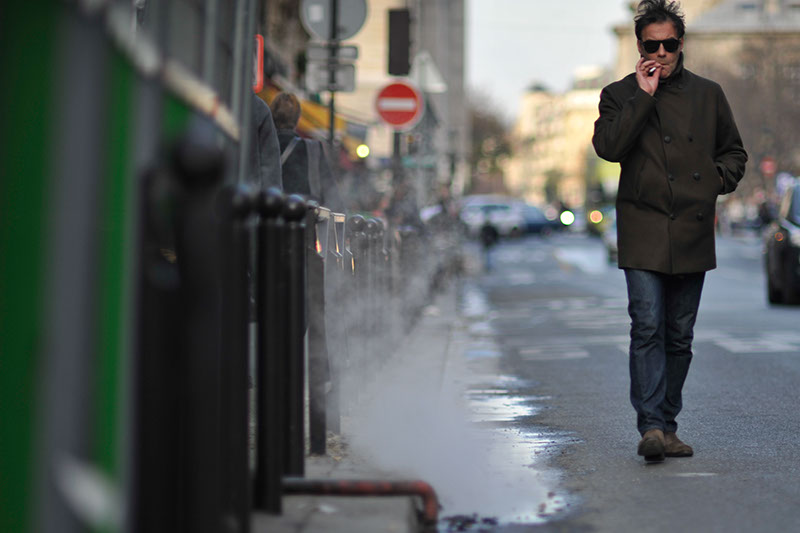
[648,66,657,75]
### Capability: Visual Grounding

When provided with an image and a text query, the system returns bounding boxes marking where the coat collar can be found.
[658,52,686,90]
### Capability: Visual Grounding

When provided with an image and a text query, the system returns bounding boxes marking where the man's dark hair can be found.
[634,0,686,40]
[270,92,301,130]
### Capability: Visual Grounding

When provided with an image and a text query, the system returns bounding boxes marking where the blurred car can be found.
[459,195,526,238]
[764,179,800,304]
[520,203,562,235]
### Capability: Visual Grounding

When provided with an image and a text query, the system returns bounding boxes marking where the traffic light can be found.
[388,9,410,76]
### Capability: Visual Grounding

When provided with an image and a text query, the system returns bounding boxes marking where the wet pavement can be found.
[451,231,800,532]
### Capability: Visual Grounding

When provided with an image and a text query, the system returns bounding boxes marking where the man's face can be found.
[637,21,683,79]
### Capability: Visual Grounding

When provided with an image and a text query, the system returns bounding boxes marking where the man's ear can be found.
[637,40,645,57]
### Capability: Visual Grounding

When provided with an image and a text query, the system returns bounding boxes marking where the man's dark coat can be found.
[593,55,747,274]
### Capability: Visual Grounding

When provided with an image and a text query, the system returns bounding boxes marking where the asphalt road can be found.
[456,231,800,533]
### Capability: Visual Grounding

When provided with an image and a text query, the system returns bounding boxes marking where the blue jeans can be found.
[624,269,705,435]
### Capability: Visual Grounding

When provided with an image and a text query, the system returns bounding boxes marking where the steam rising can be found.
[343,300,557,523]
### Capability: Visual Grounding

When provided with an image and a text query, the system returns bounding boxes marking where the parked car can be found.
[459,195,526,238]
[764,179,800,304]
[520,203,562,235]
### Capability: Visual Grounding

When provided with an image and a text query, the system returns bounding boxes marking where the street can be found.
[451,231,800,532]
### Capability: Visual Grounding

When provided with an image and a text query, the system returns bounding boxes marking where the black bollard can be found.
[131,166,183,533]
[283,194,308,477]
[345,215,366,372]
[218,183,257,533]
[324,213,347,433]
[171,118,226,533]
[365,219,380,361]
[254,188,286,513]
[398,226,417,333]
[307,204,331,456]
[374,220,389,346]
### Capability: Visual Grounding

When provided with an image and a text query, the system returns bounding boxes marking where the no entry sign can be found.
[375,81,423,130]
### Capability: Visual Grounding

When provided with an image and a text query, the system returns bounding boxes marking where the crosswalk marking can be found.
[712,338,797,353]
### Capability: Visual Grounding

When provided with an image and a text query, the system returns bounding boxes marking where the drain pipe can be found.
[282,478,440,528]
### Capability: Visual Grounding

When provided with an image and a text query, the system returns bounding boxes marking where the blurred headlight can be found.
[560,210,575,226]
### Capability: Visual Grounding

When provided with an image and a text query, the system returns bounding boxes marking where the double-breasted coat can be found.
[593,55,748,274]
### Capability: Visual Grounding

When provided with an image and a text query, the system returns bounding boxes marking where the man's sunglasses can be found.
[641,38,681,54]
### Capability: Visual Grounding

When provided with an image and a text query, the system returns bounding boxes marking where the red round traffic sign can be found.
[375,81,424,130]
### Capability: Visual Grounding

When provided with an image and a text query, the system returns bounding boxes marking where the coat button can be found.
[664,135,672,143]
[696,212,704,221]
[670,213,677,220]
[668,173,675,181]
[693,172,701,181]
[688,134,693,142]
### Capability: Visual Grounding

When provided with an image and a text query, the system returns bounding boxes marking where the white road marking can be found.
[712,338,797,353]
[519,347,590,360]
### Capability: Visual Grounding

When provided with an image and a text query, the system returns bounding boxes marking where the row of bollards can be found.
[131,125,453,532]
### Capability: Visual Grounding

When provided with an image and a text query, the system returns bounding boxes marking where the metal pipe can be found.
[282,478,440,526]
[328,0,339,154]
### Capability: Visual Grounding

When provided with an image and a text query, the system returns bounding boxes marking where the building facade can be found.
[687,0,800,187]
[504,67,612,208]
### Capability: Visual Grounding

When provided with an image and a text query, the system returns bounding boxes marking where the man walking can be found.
[592,0,747,463]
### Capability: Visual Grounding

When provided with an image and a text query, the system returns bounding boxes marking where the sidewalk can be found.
[252,282,460,533]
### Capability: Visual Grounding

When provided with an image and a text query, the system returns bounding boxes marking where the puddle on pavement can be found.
[466,393,537,422]
[450,280,577,529]
[432,383,575,530]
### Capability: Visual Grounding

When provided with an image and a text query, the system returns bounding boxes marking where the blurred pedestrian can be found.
[592,0,747,463]
[249,93,282,189]
[269,92,343,211]
[385,180,423,230]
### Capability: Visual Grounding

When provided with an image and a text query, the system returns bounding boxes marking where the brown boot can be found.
[664,432,694,457]
[637,429,665,463]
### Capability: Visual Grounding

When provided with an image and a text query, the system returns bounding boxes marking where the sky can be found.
[466,0,633,122]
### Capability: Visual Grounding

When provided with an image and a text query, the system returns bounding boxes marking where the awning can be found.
[258,85,367,158]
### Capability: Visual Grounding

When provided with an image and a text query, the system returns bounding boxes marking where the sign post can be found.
[300,0,367,153]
